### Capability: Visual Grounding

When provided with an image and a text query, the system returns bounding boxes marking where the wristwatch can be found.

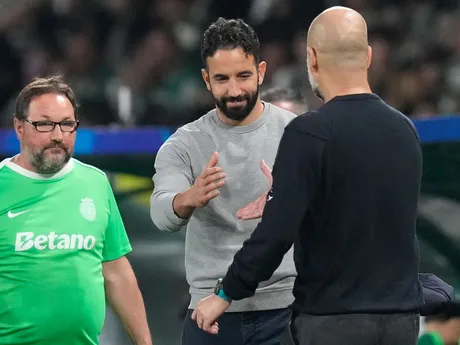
[214,278,232,302]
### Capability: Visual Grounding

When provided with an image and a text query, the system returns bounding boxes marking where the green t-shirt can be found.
[0,157,132,345]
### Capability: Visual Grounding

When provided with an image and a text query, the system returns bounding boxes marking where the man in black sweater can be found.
[192,6,423,345]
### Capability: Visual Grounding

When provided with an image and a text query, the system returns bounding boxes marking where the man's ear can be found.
[201,68,211,91]
[307,47,318,73]
[257,61,267,85]
[14,117,24,141]
[367,46,372,69]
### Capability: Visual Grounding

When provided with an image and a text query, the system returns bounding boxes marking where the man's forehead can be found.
[30,93,71,106]
[207,48,256,74]
[28,93,75,119]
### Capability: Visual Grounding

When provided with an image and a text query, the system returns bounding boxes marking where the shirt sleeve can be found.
[102,179,132,262]
[222,124,327,300]
[150,131,194,232]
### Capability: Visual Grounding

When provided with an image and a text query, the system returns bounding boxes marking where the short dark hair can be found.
[261,87,307,105]
[200,17,260,68]
[15,75,78,120]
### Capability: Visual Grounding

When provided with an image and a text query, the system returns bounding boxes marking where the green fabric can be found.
[418,332,444,345]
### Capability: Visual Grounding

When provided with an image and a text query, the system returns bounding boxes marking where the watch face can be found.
[214,279,222,295]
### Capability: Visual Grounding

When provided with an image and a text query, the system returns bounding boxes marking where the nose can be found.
[228,79,241,98]
[50,125,64,142]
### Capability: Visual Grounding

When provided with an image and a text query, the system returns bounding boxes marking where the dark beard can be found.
[214,85,259,122]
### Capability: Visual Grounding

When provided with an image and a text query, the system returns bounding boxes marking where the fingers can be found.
[199,169,226,202]
[203,172,226,185]
[203,321,219,334]
[192,310,206,332]
[260,159,269,171]
[236,204,252,218]
[236,198,264,220]
[197,318,219,335]
[202,152,225,184]
[260,159,272,174]
[237,210,263,220]
[260,159,273,184]
[199,189,220,205]
[200,168,226,191]
[203,179,226,194]
[201,167,223,178]
[236,205,259,219]
[206,152,219,168]
[209,322,219,334]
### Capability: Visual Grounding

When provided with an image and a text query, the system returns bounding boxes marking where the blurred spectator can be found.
[3,0,460,128]
[418,302,460,345]
[261,87,308,114]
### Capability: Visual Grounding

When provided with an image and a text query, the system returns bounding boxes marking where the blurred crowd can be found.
[0,0,460,128]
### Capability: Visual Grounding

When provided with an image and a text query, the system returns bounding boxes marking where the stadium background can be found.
[0,0,459,344]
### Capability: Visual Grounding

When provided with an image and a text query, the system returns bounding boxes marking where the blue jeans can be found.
[182,308,291,345]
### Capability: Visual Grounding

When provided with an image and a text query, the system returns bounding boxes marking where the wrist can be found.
[214,278,232,302]
[217,288,232,302]
[173,191,195,219]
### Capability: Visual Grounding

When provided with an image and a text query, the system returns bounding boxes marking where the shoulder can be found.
[72,159,109,182]
[0,157,10,172]
[285,110,332,141]
[0,157,15,183]
[386,104,420,140]
[158,109,217,158]
[266,102,297,124]
[165,109,215,144]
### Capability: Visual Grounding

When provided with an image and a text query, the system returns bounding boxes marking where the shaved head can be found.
[308,6,368,68]
[305,6,372,101]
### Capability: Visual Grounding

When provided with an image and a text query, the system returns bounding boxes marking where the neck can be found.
[216,100,264,126]
[320,70,372,103]
[12,153,37,173]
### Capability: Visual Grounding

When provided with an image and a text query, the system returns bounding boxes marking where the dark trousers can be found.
[182,308,291,345]
[281,312,420,345]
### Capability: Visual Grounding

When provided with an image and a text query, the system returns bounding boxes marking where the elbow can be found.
[151,218,182,233]
[149,200,182,234]
[150,191,188,233]
[149,207,181,233]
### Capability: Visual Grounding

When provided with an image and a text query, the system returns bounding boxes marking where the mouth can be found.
[227,100,246,107]
[46,147,65,154]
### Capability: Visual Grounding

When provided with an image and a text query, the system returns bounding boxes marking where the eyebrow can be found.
[38,115,73,121]
[213,71,254,79]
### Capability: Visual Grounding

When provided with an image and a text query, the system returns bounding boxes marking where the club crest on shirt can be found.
[80,198,96,221]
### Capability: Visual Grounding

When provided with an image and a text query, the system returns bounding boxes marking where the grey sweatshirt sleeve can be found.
[150,131,193,232]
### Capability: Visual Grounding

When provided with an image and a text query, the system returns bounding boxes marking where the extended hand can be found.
[236,159,272,220]
[173,152,226,218]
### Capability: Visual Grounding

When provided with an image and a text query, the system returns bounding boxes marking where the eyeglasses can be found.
[24,119,79,133]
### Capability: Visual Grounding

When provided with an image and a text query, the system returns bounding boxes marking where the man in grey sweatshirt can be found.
[150,18,297,345]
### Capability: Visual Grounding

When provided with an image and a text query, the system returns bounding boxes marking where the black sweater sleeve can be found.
[222,123,327,300]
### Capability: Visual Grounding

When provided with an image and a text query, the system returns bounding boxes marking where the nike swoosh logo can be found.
[8,210,30,218]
